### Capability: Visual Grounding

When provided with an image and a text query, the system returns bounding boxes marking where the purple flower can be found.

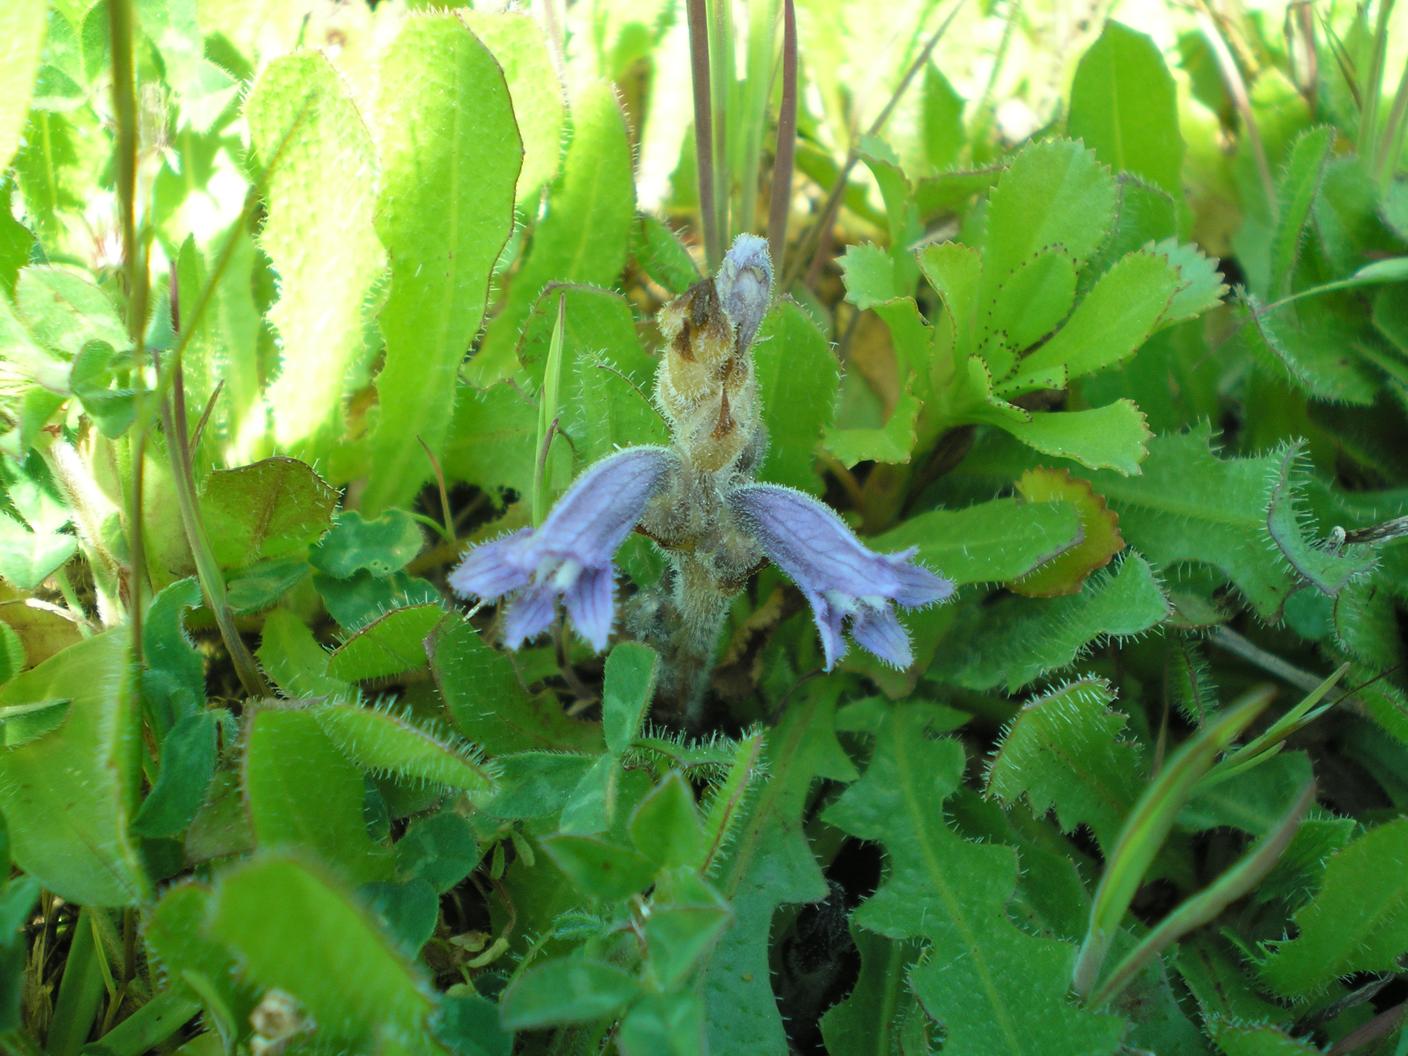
[729,484,954,670]
[449,447,676,651]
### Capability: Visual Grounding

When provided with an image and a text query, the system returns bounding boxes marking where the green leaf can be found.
[646,870,732,987]
[629,772,706,870]
[206,854,437,1047]
[430,616,601,754]
[460,10,565,203]
[602,642,659,756]
[1073,696,1267,996]
[132,711,218,839]
[140,577,205,733]
[433,990,514,1056]
[1235,294,1379,405]
[313,701,495,793]
[315,569,439,631]
[1269,126,1335,298]
[699,696,856,1054]
[619,993,705,1056]
[753,302,838,493]
[500,956,640,1030]
[145,883,255,1039]
[1010,251,1181,386]
[0,0,47,174]
[1079,427,1369,619]
[478,751,596,820]
[471,81,635,386]
[256,608,349,700]
[362,16,522,513]
[0,512,76,589]
[0,621,24,686]
[1260,817,1408,997]
[69,340,138,437]
[875,496,1083,586]
[310,509,424,579]
[541,832,656,901]
[326,602,449,682]
[982,139,1118,287]
[515,284,668,464]
[840,242,901,309]
[986,678,1142,854]
[245,52,385,459]
[394,811,479,894]
[0,632,149,906]
[200,458,338,570]
[226,559,309,614]
[941,552,1170,692]
[15,266,127,356]
[988,250,1078,359]
[1068,22,1185,199]
[443,381,539,501]
[632,215,700,294]
[819,927,926,1055]
[823,386,921,467]
[1210,1021,1322,1056]
[1000,400,1152,475]
[825,704,1126,1056]
[1149,238,1228,325]
[243,708,392,884]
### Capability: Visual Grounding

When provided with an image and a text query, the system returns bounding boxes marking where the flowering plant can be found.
[450,236,953,707]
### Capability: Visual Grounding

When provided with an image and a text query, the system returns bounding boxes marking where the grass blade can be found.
[1088,779,1315,1007]
[1072,691,1268,997]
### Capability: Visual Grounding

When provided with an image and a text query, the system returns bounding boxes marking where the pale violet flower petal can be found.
[806,588,849,670]
[850,606,913,669]
[503,582,557,650]
[564,564,615,652]
[449,447,676,651]
[447,528,533,600]
[729,484,953,670]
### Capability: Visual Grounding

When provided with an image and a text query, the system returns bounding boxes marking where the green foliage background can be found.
[2,0,1408,1053]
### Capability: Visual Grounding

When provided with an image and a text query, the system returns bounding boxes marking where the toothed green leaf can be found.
[698,699,854,1054]
[999,400,1152,475]
[470,81,635,386]
[200,457,338,570]
[986,678,1143,853]
[982,139,1118,287]
[1012,251,1180,385]
[362,16,522,513]
[1076,427,1371,619]
[430,616,602,754]
[940,552,1170,692]
[826,704,1126,1056]
[245,52,385,460]
[1260,817,1408,997]
[314,701,495,793]
[326,603,448,682]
